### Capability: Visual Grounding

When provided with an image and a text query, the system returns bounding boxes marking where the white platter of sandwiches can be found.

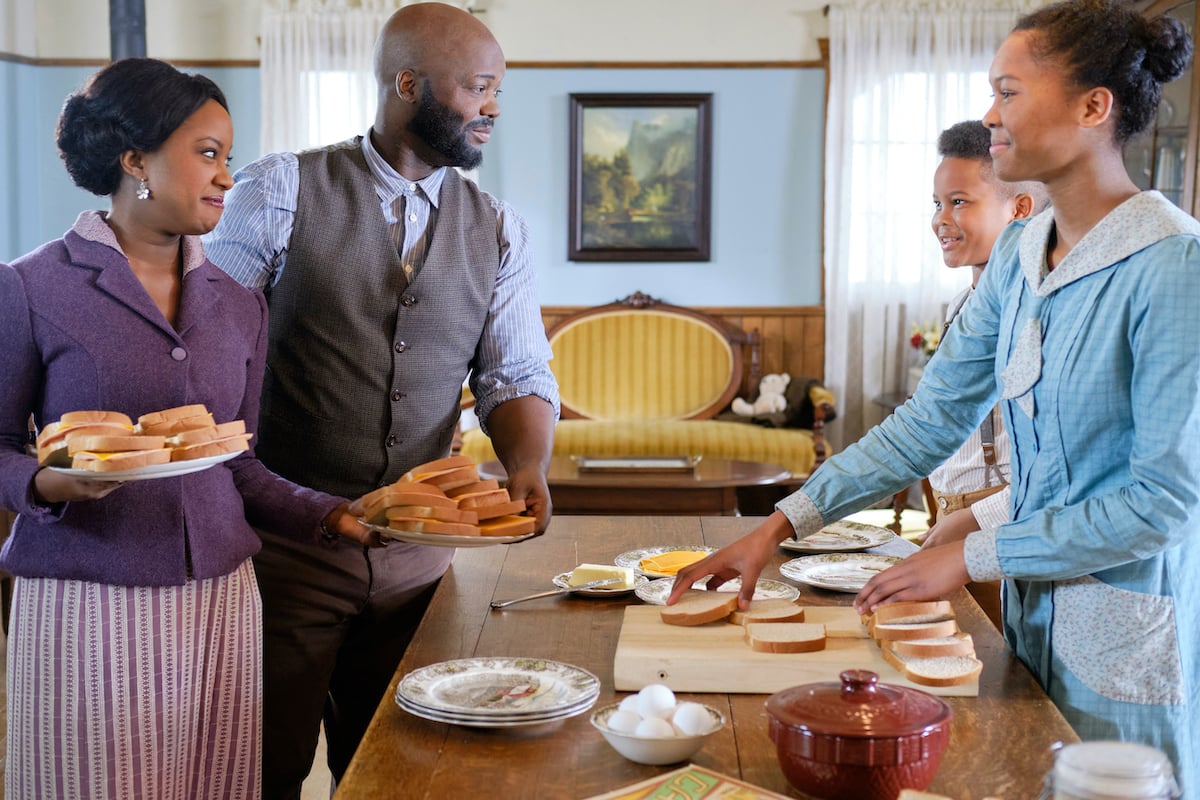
[40,405,250,481]
[356,455,538,547]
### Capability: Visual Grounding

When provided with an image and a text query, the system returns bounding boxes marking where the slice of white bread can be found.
[169,433,252,461]
[60,410,134,427]
[473,499,527,520]
[384,505,479,525]
[871,618,960,642]
[885,632,975,659]
[882,647,982,687]
[168,419,247,447]
[37,420,136,466]
[455,488,512,509]
[729,598,806,626]
[137,405,215,435]
[140,413,215,436]
[357,487,457,525]
[871,600,954,625]
[67,434,167,455]
[72,448,171,472]
[384,517,480,537]
[478,515,536,537]
[415,465,480,491]
[745,622,827,653]
[660,590,739,627]
[400,455,477,483]
[446,479,500,498]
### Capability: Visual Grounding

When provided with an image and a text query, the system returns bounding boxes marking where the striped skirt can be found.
[5,559,262,800]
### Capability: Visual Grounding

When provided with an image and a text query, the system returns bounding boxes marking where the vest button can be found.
[391,389,404,401]
[170,347,187,361]
[401,294,416,307]
[386,434,398,447]
[395,341,408,353]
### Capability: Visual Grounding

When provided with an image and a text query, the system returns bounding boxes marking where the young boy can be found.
[919,120,1047,626]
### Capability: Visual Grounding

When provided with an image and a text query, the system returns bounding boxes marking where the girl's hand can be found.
[33,468,126,505]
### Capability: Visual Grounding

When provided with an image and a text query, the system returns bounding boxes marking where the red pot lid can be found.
[765,669,951,739]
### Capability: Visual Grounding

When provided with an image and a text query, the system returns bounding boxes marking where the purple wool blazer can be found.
[0,213,344,586]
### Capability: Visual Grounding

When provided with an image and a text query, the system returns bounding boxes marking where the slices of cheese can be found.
[638,550,708,576]
[568,563,634,589]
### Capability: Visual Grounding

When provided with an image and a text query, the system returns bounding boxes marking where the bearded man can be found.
[203,4,558,797]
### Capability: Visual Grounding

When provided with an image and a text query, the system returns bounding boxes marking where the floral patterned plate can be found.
[395,657,600,718]
[779,554,903,593]
[780,520,896,554]
[634,576,800,606]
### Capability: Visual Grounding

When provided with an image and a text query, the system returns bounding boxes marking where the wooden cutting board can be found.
[612,605,979,697]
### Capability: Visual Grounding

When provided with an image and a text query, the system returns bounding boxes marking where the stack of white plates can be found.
[395,656,600,728]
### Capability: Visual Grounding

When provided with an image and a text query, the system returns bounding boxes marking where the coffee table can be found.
[478,455,791,516]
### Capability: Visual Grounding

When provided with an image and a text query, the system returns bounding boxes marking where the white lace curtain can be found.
[822,0,1041,449]
[260,0,469,154]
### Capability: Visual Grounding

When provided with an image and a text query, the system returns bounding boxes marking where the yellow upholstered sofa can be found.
[460,292,833,479]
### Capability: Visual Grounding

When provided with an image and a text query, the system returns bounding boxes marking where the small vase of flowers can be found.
[910,322,940,362]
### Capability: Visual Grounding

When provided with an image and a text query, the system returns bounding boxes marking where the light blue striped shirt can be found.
[202,134,559,431]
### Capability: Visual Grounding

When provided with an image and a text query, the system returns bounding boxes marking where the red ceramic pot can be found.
[765,669,952,800]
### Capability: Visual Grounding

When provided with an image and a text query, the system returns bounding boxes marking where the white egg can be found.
[672,702,712,736]
[606,709,643,734]
[617,694,641,715]
[635,683,677,720]
[634,716,676,738]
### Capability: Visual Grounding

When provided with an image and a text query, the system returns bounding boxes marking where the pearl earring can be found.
[136,178,151,201]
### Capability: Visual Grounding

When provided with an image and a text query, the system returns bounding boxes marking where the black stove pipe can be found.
[110,0,147,60]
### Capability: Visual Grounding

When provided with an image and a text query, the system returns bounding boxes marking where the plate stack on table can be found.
[394,657,600,728]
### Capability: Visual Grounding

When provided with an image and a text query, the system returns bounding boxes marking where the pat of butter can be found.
[638,550,708,575]
[568,563,634,589]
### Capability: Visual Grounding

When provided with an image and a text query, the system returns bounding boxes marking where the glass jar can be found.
[1039,742,1180,800]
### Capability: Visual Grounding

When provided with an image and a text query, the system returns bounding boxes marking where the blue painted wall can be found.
[1,62,823,307]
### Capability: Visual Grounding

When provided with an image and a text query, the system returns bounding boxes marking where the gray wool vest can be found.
[255,138,499,498]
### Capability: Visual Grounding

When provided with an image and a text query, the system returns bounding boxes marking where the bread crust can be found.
[400,455,477,482]
[384,505,479,525]
[882,647,982,687]
[446,479,500,497]
[872,619,960,642]
[729,598,806,626]
[384,517,480,537]
[136,404,209,427]
[60,410,133,427]
[660,590,739,627]
[169,434,252,462]
[745,622,827,653]
[415,465,479,491]
[872,600,954,625]
[169,420,247,447]
[885,633,975,659]
[472,499,526,520]
[139,413,215,436]
[72,448,171,472]
[456,489,512,508]
[67,434,167,455]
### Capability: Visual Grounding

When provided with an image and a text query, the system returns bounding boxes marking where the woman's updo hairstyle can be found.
[1014,0,1193,144]
[56,58,228,196]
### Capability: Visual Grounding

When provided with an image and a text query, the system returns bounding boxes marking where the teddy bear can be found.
[732,373,790,417]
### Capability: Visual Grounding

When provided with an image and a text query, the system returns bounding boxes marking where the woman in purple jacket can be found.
[0,59,370,799]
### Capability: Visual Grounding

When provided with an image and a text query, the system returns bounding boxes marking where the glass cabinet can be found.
[1125,0,1199,217]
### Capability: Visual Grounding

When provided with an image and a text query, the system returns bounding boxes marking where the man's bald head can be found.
[374,2,500,89]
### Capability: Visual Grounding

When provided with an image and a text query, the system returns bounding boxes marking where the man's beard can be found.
[408,84,489,170]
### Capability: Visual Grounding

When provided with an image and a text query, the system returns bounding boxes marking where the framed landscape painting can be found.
[568,93,713,261]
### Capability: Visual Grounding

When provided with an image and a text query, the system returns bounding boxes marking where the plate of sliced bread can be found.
[779,553,903,592]
[781,519,896,553]
[354,456,538,547]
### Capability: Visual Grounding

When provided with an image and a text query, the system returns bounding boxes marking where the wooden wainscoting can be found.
[540,303,825,389]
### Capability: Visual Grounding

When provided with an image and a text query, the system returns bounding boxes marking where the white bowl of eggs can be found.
[590,683,725,765]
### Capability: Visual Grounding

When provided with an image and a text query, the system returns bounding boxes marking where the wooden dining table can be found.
[335,515,1078,799]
